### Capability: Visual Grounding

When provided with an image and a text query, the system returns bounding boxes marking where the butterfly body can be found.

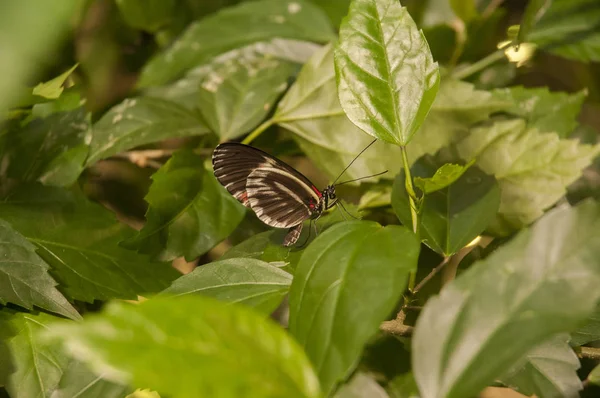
[212,143,337,246]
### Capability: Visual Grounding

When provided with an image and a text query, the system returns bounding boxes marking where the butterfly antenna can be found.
[332,139,378,185]
[336,170,388,186]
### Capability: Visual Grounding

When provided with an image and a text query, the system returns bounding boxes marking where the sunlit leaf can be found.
[413,159,475,194]
[335,0,440,145]
[500,334,582,398]
[289,221,419,395]
[122,150,245,261]
[334,372,388,398]
[457,119,600,235]
[0,220,80,320]
[46,295,322,398]
[275,44,401,182]
[1,312,70,398]
[31,64,78,100]
[7,107,91,186]
[197,51,295,140]
[413,200,600,398]
[138,0,335,87]
[86,97,209,165]
[161,258,292,314]
[493,86,586,137]
[0,184,179,302]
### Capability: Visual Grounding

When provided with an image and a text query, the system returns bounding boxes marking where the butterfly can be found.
[212,141,383,246]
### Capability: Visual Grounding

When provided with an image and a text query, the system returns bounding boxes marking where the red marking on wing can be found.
[240,191,248,203]
[312,186,322,198]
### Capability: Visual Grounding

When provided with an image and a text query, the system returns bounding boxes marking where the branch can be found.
[379,321,413,337]
[579,346,600,360]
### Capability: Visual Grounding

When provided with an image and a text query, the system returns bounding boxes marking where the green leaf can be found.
[160,258,292,314]
[456,119,600,235]
[275,44,401,182]
[31,64,78,100]
[144,39,321,109]
[308,0,351,27]
[406,79,511,165]
[334,372,388,398]
[138,0,335,87]
[358,183,393,209]
[0,185,179,302]
[2,312,70,398]
[46,295,322,398]
[53,360,131,398]
[115,0,176,32]
[0,0,78,111]
[393,160,500,256]
[386,373,419,398]
[529,0,600,62]
[334,0,440,145]
[412,200,600,398]
[492,86,587,137]
[589,363,600,386]
[122,150,245,261]
[86,97,209,165]
[0,220,80,320]
[517,0,552,43]
[571,304,600,346]
[499,334,582,398]
[7,107,91,186]
[289,221,420,395]
[413,159,475,194]
[198,52,295,140]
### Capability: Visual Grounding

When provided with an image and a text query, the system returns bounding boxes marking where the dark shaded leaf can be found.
[46,296,321,398]
[413,200,600,398]
[87,97,209,165]
[138,0,335,87]
[0,185,179,302]
[7,107,90,186]
[500,334,582,398]
[335,0,440,145]
[0,220,80,320]
[122,150,245,261]
[517,0,552,43]
[161,258,292,314]
[289,221,419,395]
[457,119,600,235]
[115,0,176,32]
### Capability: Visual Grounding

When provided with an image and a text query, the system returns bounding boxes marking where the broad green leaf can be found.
[0,0,78,111]
[138,0,335,87]
[334,0,440,145]
[0,185,179,302]
[529,0,600,62]
[571,304,600,346]
[517,0,551,43]
[456,119,600,235]
[412,200,600,398]
[0,220,80,320]
[289,221,419,395]
[275,44,401,182]
[86,97,209,165]
[30,87,82,120]
[31,64,78,100]
[115,0,176,32]
[7,107,91,186]
[2,312,70,398]
[198,52,295,140]
[160,258,292,314]
[46,295,322,398]
[334,372,388,398]
[386,373,419,398]
[413,159,475,194]
[493,86,587,137]
[499,334,582,398]
[144,39,321,109]
[52,360,131,398]
[393,160,500,256]
[406,79,511,165]
[122,150,245,261]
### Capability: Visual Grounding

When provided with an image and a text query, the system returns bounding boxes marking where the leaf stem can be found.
[400,145,419,292]
[242,119,274,145]
[451,49,506,81]
[412,256,450,295]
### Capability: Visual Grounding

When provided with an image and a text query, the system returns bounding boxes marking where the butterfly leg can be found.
[283,223,303,247]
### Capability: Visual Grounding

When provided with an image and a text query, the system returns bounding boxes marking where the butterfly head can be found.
[322,185,337,209]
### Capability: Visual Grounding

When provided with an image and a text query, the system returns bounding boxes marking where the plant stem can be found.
[241,119,274,145]
[451,49,505,81]
[400,145,419,291]
[379,321,413,337]
[412,256,450,295]
[579,346,600,360]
